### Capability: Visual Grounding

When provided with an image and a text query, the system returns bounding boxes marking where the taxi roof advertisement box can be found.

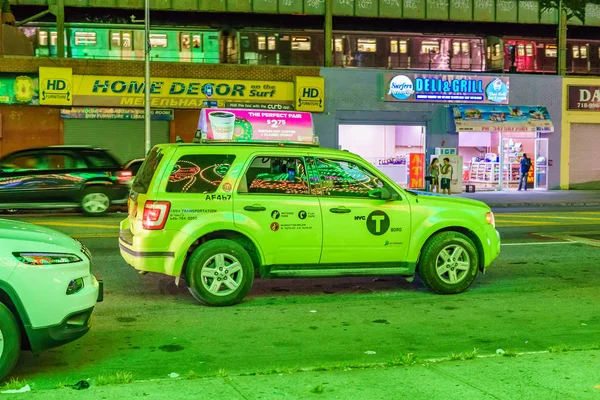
[382,73,510,104]
[198,109,315,143]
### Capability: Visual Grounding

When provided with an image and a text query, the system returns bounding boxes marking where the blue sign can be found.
[204,84,214,99]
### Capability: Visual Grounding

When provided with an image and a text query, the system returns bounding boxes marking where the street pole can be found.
[557,0,567,76]
[57,0,65,58]
[144,0,151,154]
[324,0,333,67]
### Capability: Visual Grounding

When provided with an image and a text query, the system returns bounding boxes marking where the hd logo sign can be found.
[39,67,73,106]
[295,76,324,112]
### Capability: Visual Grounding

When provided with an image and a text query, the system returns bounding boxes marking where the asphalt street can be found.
[2,208,600,395]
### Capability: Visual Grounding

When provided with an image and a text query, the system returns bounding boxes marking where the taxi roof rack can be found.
[188,133,320,148]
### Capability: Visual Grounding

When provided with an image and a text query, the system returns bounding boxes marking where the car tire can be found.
[417,231,479,295]
[80,187,111,216]
[0,303,21,382]
[186,239,254,307]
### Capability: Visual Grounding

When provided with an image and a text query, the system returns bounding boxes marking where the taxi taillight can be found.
[142,201,170,230]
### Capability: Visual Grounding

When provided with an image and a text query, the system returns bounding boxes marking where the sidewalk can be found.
[455,190,600,208]
[16,350,600,399]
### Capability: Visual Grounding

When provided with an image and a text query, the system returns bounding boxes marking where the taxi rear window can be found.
[166,154,236,193]
[132,147,163,194]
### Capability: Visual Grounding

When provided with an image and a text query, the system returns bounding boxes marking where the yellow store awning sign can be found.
[39,67,73,106]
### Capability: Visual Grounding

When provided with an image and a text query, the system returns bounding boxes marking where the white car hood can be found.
[0,218,80,252]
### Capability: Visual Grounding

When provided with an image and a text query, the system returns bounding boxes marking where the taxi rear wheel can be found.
[186,239,254,307]
[418,231,479,295]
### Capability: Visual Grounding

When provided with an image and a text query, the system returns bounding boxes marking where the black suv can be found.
[0,146,129,215]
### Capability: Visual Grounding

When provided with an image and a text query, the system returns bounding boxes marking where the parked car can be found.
[0,218,102,380]
[119,140,500,306]
[122,158,145,189]
[0,146,129,215]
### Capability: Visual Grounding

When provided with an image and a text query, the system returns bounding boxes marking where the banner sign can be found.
[225,102,294,111]
[295,76,325,112]
[0,74,39,105]
[61,107,174,120]
[567,85,600,111]
[383,73,509,104]
[70,75,296,109]
[198,109,314,142]
[453,105,553,133]
[39,67,73,106]
[409,153,425,189]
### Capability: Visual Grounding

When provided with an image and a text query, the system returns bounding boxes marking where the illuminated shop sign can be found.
[567,85,600,111]
[60,107,174,120]
[383,73,509,104]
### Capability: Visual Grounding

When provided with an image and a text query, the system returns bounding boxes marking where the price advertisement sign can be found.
[198,108,315,142]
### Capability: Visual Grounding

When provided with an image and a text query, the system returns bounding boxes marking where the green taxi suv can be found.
[119,141,500,306]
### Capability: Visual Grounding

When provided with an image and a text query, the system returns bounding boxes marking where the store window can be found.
[517,44,525,56]
[150,34,168,48]
[545,45,557,57]
[240,157,309,195]
[181,34,191,49]
[291,36,311,51]
[166,155,236,194]
[399,40,407,54]
[268,36,276,51]
[334,38,343,52]
[316,158,389,198]
[38,31,48,46]
[357,38,377,52]
[74,32,97,46]
[525,44,533,56]
[111,32,121,48]
[421,40,440,55]
[573,46,580,58]
[390,40,398,54]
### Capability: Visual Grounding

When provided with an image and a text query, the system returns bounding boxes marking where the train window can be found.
[268,36,276,51]
[75,32,97,46]
[573,46,580,58]
[38,31,48,46]
[357,39,377,52]
[150,34,168,48]
[421,41,440,55]
[123,33,132,48]
[487,45,491,60]
[545,45,557,57]
[494,44,501,56]
[50,32,57,46]
[461,42,470,55]
[390,40,398,54]
[181,34,191,49]
[193,35,201,50]
[517,44,525,56]
[525,44,533,56]
[111,33,121,48]
[580,45,588,58]
[399,40,407,54]
[258,36,266,50]
[335,38,343,52]
[291,36,311,51]
[452,42,460,56]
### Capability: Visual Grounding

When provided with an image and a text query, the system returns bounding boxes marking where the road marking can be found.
[71,233,118,238]
[28,221,118,229]
[501,241,578,246]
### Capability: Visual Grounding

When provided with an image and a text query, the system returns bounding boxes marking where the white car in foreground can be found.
[0,219,102,380]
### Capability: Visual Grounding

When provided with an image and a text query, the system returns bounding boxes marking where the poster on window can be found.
[197,108,315,143]
[409,153,425,189]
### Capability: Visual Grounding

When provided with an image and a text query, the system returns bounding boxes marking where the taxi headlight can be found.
[486,212,495,227]
[13,252,82,265]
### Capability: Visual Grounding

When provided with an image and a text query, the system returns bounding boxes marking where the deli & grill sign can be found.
[568,85,600,111]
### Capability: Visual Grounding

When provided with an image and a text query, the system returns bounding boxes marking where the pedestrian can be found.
[429,157,440,193]
[518,153,532,191]
[440,157,453,195]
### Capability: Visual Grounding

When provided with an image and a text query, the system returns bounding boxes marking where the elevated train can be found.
[17,23,600,75]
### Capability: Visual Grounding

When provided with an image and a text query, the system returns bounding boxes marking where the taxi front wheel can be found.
[186,239,254,306]
[417,232,479,295]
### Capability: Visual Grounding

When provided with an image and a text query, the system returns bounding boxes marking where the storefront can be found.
[561,78,600,189]
[314,69,562,191]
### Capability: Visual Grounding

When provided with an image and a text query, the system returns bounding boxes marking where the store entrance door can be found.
[534,138,548,190]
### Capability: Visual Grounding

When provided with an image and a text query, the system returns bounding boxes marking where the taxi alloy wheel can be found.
[418,231,479,295]
[186,239,254,307]
[0,303,21,381]
[81,189,110,216]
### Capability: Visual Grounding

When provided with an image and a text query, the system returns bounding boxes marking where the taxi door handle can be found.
[244,205,266,212]
[330,207,351,214]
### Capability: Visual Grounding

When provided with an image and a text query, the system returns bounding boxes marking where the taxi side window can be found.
[239,156,309,195]
[166,154,236,194]
[316,158,390,198]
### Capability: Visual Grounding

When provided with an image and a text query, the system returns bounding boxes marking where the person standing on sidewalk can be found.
[429,158,440,193]
[440,157,453,195]
[518,153,532,191]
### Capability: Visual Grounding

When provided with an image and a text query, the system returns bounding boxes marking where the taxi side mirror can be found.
[369,187,398,201]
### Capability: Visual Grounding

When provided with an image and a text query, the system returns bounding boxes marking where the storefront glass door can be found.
[534,138,549,190]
